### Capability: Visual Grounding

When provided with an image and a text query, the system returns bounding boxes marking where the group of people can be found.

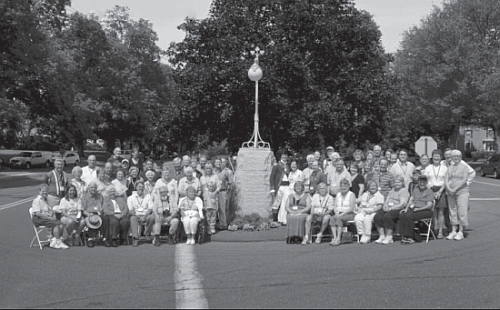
[270,145,475,246]
[30,147,234,249]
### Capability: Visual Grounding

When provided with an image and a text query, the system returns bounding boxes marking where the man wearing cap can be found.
[269,152,290,224]
[323,146,335,170]
[81,181,104,247]
[399,174,434,244]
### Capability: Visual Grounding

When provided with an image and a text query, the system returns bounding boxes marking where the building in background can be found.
[449,126,498,157]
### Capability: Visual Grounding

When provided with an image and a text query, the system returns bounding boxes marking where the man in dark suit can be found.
[269,152,290,224]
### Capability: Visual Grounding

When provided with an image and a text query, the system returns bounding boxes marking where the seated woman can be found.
[111,169,128,199]
[373,175,409,244]
[284,181,311,244]
[101,186,130,247]
[278,160,304,225]
[399,175,434,244]
[152,184,180,246]
[128,181,155,246]
[303,182,334,245]
[31,184,68,249]
[59,185,86,246]
[329,178,356,246]
[179,186,204,245]
[354,180,384,244]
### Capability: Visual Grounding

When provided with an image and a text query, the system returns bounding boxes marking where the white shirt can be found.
[389,160,415,188]
[127,192,153,216]
[424,163,447,188]
[81,166,97,185]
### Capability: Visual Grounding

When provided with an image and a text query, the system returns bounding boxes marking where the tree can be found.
[391,0,500,145]
[168,0,391,153]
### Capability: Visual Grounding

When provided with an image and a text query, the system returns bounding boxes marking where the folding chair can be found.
[414,201,437,243]
[29,207,51,250]
[346,220,360,243]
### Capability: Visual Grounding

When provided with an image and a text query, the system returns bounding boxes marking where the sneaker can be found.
[49,238,57,248]
[453,232,464,241]
[87,238,95,248]
[191,238,196,245]
[375,235,386,244]
[186,239,191,245]
[301,236,309,245]
[329,239,341,246]
[437,232,444,239]
[58,240,69,249]
[382,236,394,245]
[50,240,61,249]
[446,231,457,240]
[315,233,322,244]
[153,237,160,246]
[132,238,139,247]
[406,238,416,244]
[360,235,371,244]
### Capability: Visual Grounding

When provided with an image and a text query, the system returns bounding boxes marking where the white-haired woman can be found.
[444,150,470,241]
[71,166,86,198]
[179,186,204,245]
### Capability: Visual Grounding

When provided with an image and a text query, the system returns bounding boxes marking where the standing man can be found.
[325,159,351,196]
[217,157,234,230]
[323,146,335,170]
[373,158,395,199]
[81,155,98,185]
[389,149,415,188]
[44,158,69,208]
[141,158,160,182]
[269,152,290,224]
[373,145,383,161]
[198,155,208,177]
[182,155,191,175]
[107,147,123,179]
[172,157,185,182]
[309,160,327,195]
[302,154,315,194]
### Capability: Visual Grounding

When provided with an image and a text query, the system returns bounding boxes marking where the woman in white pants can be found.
[355,181,385,244]
[179,186,204,244]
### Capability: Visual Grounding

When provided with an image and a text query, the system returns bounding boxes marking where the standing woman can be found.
[424,149,447,239]
[349,163,365,198]
[352,149,365,172]
[71,166,87,199]
[444,150,470,241]
[112,169,128,199]
[93,167,111,195]
[365,150,375,167]
[329,179,356,246]
[279,160,304,224]
[126,166,143,197]
[284,181,311,244]
[417,154,431,171]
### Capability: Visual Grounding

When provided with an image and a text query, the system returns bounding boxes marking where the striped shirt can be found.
[372,171,395,198]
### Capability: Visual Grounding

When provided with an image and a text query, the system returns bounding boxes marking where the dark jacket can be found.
[270,163,290,192]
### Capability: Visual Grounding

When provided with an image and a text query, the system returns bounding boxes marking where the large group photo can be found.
[2,0,500,309]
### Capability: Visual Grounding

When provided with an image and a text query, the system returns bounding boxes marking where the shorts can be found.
[32,215,62,228]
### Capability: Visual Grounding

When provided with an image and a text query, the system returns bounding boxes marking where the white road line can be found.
[470,198,500,201]
[175,244,209,309]
[0,196,35,210]
[473,180,500,187]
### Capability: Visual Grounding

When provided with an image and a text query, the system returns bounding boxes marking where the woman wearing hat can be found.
[398,174,434,244]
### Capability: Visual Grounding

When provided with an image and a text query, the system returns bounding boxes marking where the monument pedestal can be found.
[232,147,274,219]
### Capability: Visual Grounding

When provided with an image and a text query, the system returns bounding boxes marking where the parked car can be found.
[52,151,81,167]
[480,154,500,179]
[9,151,52,169]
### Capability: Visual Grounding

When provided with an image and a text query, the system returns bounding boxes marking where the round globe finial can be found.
[248,62,263,81]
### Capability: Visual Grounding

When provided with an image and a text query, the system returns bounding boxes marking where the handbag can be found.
[341,231,353,244]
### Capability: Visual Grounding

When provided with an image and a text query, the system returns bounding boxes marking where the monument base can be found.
[231,147,275,219]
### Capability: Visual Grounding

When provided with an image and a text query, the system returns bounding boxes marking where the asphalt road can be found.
[0,170,499,308]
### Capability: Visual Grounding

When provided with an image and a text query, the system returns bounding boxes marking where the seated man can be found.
[152,184,180,246]
[127,181,155,246]
[101,186,130,247]
[81,181,104,247]
[302,182,335,245]
[31,184,68,249]
[399,174,434,244]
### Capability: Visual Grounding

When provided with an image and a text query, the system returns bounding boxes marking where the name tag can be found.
[292,206,298,211]
[60,186,65,192]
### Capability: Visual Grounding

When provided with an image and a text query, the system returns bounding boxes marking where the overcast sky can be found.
[70,0,441,54]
